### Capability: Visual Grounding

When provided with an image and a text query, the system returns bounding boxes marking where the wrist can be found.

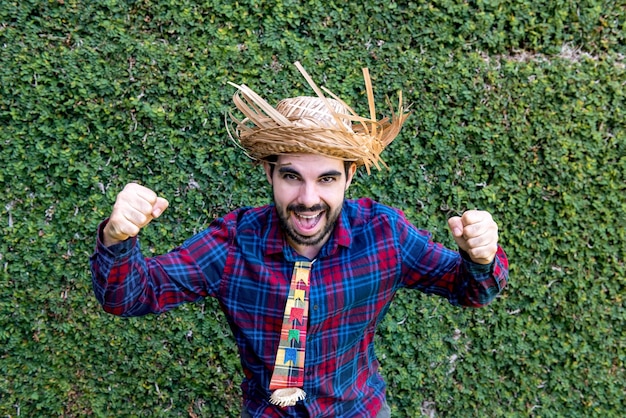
[101,220,128,247]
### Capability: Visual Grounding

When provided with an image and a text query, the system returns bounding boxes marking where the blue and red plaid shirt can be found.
[90,198,508,417]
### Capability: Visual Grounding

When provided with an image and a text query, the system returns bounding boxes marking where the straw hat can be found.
[227,62,411,173]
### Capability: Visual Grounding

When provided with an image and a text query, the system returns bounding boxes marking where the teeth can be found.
[298,214,318,219]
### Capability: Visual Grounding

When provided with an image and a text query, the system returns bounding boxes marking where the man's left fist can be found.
[448,210,499,265]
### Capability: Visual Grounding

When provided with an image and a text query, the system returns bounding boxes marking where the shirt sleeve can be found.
[397,215,509,307]
[89,217,230,317]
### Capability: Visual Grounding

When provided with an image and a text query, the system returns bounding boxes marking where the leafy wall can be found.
[1,0,624,416]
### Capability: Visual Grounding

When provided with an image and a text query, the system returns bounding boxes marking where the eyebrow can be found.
[277,166,343,178]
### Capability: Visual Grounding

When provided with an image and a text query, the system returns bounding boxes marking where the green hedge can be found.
[1,0,624,416]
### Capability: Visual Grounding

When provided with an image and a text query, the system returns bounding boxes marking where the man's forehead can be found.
[273,154,345,175]
[274,153,346,167]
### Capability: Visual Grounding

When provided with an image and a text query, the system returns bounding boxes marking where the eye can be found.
[319,176,337,184]
[282,173,301,181]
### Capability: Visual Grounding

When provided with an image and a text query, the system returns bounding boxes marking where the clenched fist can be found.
[447,210,499,265]
[102,183,169,247]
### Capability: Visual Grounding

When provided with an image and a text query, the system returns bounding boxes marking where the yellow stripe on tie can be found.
[295,266,309,285]
[293,289,305,303]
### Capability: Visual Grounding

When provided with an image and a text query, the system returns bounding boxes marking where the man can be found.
[90,62,508,417]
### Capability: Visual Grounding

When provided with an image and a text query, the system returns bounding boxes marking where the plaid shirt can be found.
[90,198,508,417]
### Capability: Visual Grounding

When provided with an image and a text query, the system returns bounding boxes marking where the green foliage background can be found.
[1,0,624,416]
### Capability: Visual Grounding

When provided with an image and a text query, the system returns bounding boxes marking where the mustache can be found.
[287,203,329,214]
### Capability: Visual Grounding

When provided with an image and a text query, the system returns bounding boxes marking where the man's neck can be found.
[294,246,321,260]
[288,236,327,261]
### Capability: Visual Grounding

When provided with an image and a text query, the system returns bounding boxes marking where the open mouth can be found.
[293,211,324,233]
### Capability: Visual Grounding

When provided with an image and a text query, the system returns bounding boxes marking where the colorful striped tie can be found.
[269,260,312,407]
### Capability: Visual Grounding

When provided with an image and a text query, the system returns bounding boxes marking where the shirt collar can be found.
[264,203,353,258]
[264,206,285,256]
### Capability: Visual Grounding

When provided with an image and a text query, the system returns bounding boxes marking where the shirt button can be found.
[313,305,319,310]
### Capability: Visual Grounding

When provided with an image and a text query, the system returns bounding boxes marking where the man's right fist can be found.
[102,183,169,247]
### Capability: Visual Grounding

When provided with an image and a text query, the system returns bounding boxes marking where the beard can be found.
[276,202,343,248]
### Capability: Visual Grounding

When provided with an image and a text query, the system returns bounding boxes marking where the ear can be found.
[344,163,357,191]
[263,161,273,185]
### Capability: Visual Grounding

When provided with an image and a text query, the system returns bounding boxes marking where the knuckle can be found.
[467,248,482,260]
[133,212,149,226]
[119,222,139,237]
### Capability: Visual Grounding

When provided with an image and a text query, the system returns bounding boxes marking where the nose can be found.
[297,181,319,209]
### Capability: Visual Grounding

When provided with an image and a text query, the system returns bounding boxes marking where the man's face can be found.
[264,153,356,257]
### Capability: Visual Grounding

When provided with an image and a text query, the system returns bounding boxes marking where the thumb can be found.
[448,216,470,253]
[447,216,464,238]
[151,197,169,218]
